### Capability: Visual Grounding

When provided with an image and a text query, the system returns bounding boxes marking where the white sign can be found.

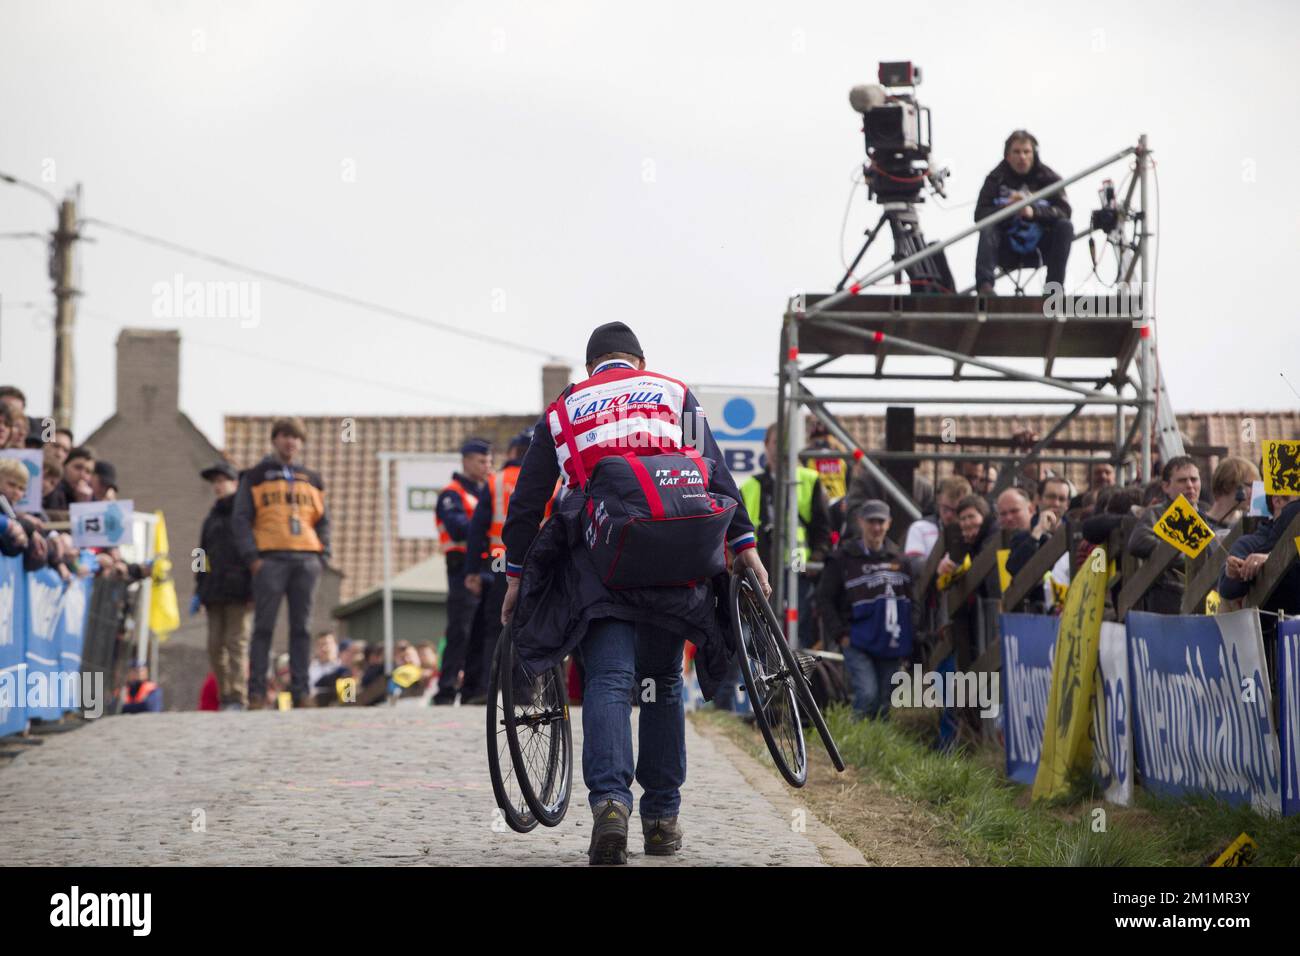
[1093,621,1134,806]
[70,499,135,548]
[396,457,461,540]
[693,387,777,484]
[0,449,43,513]
[1249,480,1269,517]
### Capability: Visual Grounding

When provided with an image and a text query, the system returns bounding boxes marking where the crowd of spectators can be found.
[0,385,146,585]
[769,411,1298,725]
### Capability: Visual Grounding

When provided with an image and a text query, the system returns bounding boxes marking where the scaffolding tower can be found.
[773,136,1157,626]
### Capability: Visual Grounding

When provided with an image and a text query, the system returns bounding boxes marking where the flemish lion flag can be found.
[1031,546,1108,801]
[1152,493,1215,559]
[149,510,181,638]
[1262,440,1300,495]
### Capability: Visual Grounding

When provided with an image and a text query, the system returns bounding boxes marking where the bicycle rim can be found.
[505,654,573,827]
[486,633,539,833]
[731,572,807,787]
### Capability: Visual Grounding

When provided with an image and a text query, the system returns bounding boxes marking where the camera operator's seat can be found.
[996,246,1046,296]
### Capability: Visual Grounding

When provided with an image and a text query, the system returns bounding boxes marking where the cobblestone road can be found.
[0,706,862,866]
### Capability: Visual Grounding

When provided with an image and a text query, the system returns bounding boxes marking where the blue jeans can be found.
[842,645,899,719]
[579,616,686,819]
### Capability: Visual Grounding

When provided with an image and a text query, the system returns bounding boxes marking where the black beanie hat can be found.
[585,322,644,364]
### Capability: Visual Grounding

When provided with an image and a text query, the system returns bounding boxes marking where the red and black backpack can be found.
[552,400,737,589]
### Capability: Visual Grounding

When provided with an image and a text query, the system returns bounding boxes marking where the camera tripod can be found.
[836,202,955,295]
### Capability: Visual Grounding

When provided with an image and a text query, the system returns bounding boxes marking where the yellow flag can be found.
[1262,440,1300,495]
[1211,832,1257,867]
[996,549,1012,593]
[392,664,423,689]
[1205,589,1221,615]
[1152,494,1215,559]
[1032,545,1108,801]
[149,511,181,638]
[937,553,971,591]
[1048,573,1068,608]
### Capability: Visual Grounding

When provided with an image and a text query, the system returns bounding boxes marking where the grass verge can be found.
[696,705,1300,866]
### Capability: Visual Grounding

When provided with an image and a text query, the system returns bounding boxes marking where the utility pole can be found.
[50,187,80,430]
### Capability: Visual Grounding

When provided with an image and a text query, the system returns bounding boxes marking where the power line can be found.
[79,307,509,411]
[0,170,59,208]
[79,215,566,361]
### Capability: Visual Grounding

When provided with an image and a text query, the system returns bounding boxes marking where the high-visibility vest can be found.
[485,465,521,561]
[124,681,158,706]
[483,469,557,564]
[740,468,818,562]
[436,479,479,554]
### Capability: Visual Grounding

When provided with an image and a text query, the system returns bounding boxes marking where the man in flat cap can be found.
[501,321,768,864]
[817,499,915,720]
[432,437,493,704]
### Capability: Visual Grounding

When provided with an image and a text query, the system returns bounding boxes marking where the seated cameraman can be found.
[974,130,1073,295]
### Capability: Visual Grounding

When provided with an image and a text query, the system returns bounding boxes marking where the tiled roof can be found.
[225,409,1299,601]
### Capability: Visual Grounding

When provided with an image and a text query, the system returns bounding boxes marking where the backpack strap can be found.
[679,446,710,483]
[623,453,665,519]
[551,394,589,489]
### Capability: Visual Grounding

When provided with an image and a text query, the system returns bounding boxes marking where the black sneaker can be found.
[588,800,629,865]
[642,817,684,856]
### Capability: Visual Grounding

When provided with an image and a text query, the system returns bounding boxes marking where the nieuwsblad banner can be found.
[0,554,27,737]
[25,566,66,721]
[1001,612,1134,804]
[1092,621,1134,806]
[1278,619,1300,817]
[1127,609,1281,814]
[999,613,1056,785]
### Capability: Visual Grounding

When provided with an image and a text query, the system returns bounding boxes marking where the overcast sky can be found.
[2,0,1298,443]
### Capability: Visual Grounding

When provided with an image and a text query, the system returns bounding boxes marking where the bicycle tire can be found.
[730,570,808,787]
[486,630,539,834]
[742,567,846,772]
[503,644,573,827]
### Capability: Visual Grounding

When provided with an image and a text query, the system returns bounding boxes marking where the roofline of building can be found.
[332,587,446,619]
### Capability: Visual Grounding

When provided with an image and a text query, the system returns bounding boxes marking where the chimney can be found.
[542,362,571,411]
[116,328,180,425]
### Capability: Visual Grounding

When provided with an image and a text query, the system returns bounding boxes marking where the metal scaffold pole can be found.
[783,313,802,645]
[1137,133,1153,482]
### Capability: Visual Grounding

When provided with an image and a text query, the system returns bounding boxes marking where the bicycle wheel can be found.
[743,567,846,773]
[486,631,539,833]
[504,645,573,827]
[731,569,808,787]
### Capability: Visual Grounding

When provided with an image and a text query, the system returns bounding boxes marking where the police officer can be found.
[432,438,492,705]
[461,430,534,705]
[500,321,768,865]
